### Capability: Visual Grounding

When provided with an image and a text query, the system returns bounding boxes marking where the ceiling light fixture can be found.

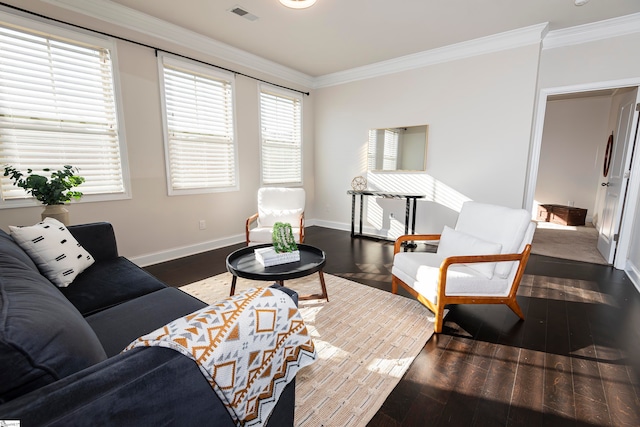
[574,0,590,5]
[279,0,317,9]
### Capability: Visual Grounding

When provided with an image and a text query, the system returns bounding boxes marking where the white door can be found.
[597,92,637,263]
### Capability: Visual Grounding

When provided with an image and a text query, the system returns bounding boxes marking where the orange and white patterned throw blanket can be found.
[123,287,316,426]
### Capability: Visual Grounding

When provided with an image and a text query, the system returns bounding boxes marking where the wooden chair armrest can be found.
[394,234,441,254]
[245,213,259,245]
[437,245,532,301]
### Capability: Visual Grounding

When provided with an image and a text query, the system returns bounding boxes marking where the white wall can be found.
[534,96,612,223]
[313,44,541,238]
[0,4,315,265]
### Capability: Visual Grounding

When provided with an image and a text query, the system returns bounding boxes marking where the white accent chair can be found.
[246,187,306,245]
[391,201,536,333]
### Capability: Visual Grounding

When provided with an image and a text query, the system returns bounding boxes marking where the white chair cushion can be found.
[9,217,95,287]
[249,227,302,245]
[436,226,502,279]
[256,187,305,228]
[392,252,512,305]
[455,201,531,278]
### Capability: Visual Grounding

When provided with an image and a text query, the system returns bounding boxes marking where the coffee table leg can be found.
[230,275,237,296]
[296,271,330,301]
[318,270,329,302]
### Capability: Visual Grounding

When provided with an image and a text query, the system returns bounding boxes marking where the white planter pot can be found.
[41,205,69,225]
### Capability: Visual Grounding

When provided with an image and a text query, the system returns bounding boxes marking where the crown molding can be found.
[34,1,640,90]
[40,0,315,88]
[313,23,549,89]
[543,12,640,50]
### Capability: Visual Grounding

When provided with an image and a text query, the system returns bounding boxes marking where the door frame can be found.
[524,77,640,270]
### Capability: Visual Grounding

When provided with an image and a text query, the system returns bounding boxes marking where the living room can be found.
[1,1,640,426]
[1,1,640,283]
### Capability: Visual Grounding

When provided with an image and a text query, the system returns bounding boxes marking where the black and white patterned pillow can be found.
[9,217,95,287]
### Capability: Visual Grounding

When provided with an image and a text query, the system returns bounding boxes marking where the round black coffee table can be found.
[226,243,328,301]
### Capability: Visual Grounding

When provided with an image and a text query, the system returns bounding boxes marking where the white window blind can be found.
[260,86,302,185]
[0,23,126,203]
[160,55,236,193]
[367,129,377,170]
[382,129,399,170]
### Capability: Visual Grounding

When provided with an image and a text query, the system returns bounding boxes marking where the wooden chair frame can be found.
[392,234,531,333]
[245,212,305,245]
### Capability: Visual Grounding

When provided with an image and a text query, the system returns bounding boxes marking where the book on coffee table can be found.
[254,247,301,267]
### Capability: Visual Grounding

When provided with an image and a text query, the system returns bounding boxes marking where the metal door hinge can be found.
[614,233,619,242]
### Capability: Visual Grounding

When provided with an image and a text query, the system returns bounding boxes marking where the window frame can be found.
[158,53,239,196]
[0,11,131,209]
[258,83,304,186]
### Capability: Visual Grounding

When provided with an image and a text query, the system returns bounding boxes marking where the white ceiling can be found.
[74,1,640,77]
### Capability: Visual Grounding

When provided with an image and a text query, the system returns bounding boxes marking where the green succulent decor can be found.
[272,222,298,253]
[3,165,85,205]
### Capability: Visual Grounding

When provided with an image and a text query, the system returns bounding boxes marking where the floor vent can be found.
[228,5,259,22]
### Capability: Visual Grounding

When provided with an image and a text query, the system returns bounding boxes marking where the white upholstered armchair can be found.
[246,187,306,245]
[391,201,536,333]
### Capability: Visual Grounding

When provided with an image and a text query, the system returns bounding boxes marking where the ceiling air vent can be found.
[228,5,259,22]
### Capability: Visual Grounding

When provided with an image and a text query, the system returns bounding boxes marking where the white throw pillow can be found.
[437,226,502,279]
[9,217,95,287]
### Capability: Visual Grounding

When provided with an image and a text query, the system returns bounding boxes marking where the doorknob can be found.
[601,182,611,187]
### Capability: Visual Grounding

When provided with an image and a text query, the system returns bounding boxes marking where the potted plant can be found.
[3,164,85,225]
[254,222,300,267]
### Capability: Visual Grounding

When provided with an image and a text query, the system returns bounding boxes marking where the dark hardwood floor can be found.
[144,226,640,427]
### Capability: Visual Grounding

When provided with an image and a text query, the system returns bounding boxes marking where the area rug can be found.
[180,272,437,427]
[531,221,608,265]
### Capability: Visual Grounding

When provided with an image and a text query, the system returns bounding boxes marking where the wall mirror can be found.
[367,125,428,171]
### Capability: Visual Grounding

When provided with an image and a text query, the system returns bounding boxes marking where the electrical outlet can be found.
[199,220,206,230]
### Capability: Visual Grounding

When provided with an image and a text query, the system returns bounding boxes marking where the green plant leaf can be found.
[2,164,85,205]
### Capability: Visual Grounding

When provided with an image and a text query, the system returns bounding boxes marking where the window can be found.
[259,85,302,185]
[367,128,398,171]
[159,54,237,194]
[367,129,377,170]
[0,14,129,207]
[382,129,399,170]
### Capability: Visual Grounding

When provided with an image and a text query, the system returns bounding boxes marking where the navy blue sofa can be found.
[0,222,296,426]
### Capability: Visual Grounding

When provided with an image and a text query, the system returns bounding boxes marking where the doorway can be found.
[525,81,640,269]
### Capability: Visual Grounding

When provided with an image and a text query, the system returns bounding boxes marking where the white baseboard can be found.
[311,219,350,232]
[130,219,399,267]
[624,261,640,295]
[130,233,245,267]
[312,219,393,240]
[130,218,337,267]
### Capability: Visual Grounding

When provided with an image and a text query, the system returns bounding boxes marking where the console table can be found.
[347,190,425,239]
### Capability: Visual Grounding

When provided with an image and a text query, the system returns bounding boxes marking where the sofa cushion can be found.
[0,229,40,273]
[437,226,502,279]
[455,201,531,278]
[9,218,95,287]
[249,226,303,245]
[0,255,107,403]
[392,252,513,304]
[257,187,305,228]
[61,257,168,316]
[86,287,207,356]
